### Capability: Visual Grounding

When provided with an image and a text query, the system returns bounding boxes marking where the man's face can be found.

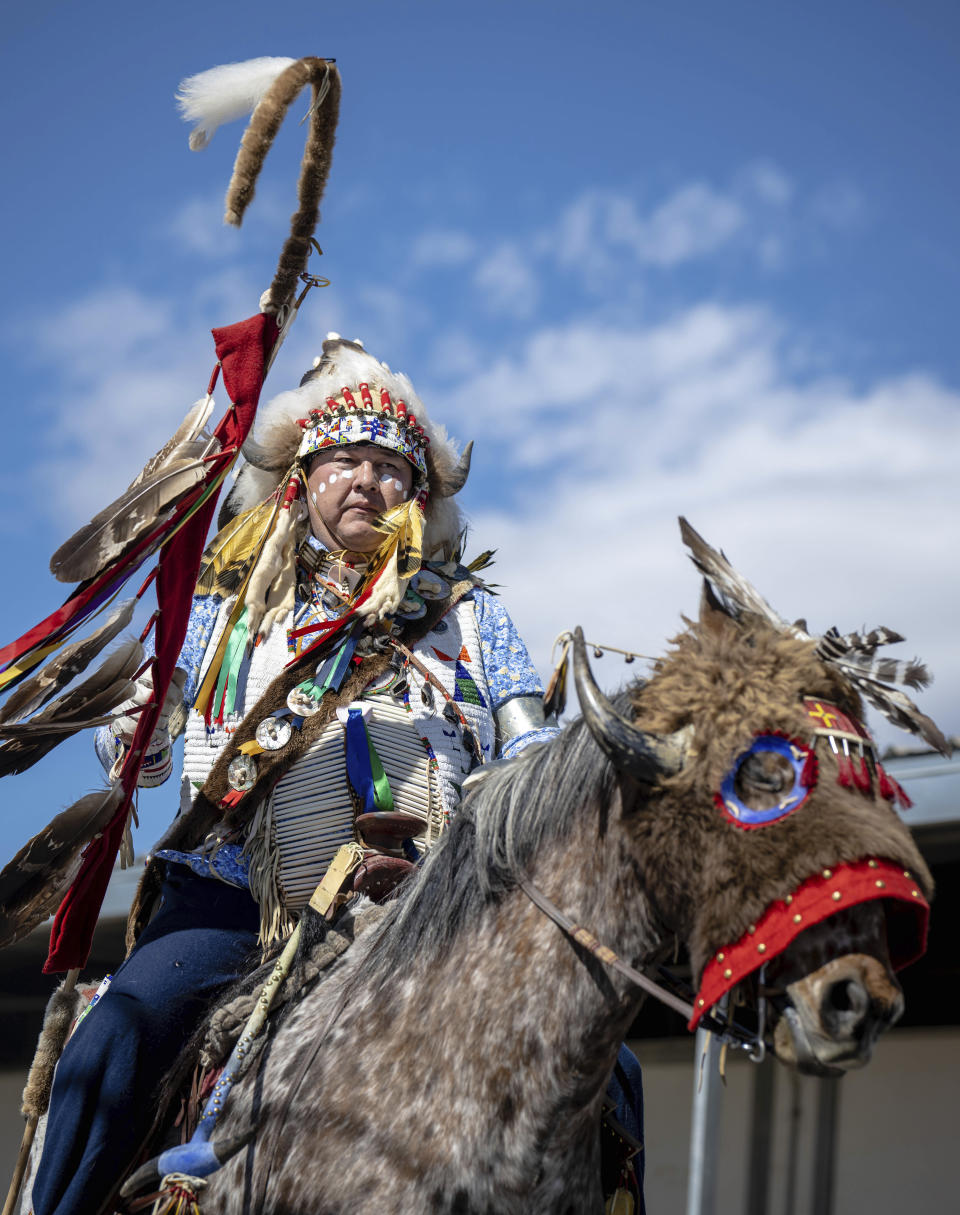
[305,442,415,556]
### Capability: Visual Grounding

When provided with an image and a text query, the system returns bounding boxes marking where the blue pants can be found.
[32,867,260,1215]
[608,1043,646,1211]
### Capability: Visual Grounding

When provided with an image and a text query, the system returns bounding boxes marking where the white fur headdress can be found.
[223,334,470,561]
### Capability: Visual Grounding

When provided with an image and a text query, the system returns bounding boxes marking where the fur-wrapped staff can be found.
[0,54,341,1215]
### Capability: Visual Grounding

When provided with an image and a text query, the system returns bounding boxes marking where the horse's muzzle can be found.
[773,953,904,1075]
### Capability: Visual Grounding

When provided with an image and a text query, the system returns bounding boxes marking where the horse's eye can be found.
[717,733,814,828]
[735,751,794,808]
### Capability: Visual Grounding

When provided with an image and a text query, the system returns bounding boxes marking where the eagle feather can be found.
[0,639,143,776]
[196,497,276,597]
[0,784,125,948]
[50,456,209,584]
[0,597,136,724]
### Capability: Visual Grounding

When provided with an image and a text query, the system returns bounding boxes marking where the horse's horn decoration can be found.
[572,628,687,783]
[0,54,341,973]
[678,517,951,757]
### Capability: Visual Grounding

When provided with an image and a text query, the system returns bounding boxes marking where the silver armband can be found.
[495,695,552,745]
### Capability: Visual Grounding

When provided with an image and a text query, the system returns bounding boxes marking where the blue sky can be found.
[0,0,958,861]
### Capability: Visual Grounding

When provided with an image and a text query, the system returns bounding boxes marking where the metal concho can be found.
[256,716,294,751]
[227,753,258,792]
[287,684,322,717]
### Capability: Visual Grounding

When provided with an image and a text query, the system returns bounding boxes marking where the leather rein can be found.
[516,874,765,1053]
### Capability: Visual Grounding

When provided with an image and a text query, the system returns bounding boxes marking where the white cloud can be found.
[29,287,173,380]
[473,243,540,318]
[540,164,824,286]
[161,189,289,259]
[427,330,485,380]
[738,161,794,207]
[445,304,778,445]
[637,183,747,265]
[352,285,433,354]
[163,195,235,257]
[22,273,261,520]
[451,308,960,748]
[811,180,864,229]
[10,165,955,758]
[410,228,477,269]
[548,180,751,275]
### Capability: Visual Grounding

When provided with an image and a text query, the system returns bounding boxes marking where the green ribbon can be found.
[366,731,394,812]
[214,606,249,720]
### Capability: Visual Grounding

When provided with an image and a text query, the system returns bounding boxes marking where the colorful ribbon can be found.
[343,708,393,814]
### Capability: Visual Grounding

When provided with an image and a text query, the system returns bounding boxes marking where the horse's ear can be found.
[699,579,734,631]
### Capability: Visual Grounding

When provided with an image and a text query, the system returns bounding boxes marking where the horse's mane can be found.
[357,701,623,986]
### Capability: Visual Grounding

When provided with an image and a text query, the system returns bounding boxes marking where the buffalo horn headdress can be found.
[679,517,950,756]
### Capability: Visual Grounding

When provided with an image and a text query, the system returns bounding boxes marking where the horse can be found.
[129,548,932,1215]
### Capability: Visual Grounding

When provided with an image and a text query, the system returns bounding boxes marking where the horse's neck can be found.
[517,792,663,1066]
[375,793,659,1121]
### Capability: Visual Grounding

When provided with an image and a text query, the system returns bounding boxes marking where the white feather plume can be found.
[176,56,296,150]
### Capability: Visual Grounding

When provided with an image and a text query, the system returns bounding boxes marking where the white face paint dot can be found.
[311,490,319,505]
[327,472,337,484]
[393,479,404,492]
[316,481,326,493]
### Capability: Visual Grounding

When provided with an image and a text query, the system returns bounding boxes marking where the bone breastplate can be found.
[268,694,445,911]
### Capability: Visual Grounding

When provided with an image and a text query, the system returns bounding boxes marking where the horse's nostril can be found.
[826,979,855,1014]
[820,977,870,1039]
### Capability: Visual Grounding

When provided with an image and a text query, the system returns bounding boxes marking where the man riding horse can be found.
[28,335,568,1215]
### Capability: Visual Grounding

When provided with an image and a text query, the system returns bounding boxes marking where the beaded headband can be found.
[296,382,429,483]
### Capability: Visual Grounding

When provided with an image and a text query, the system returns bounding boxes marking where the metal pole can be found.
[745,1057,775,1215]
[810,1077,840,1215]
[685,1025,725,1215]
[782,1072,802,1215]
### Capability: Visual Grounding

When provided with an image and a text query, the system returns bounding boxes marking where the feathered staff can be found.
[0,55,342,971]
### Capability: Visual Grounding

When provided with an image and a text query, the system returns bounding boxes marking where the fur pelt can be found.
[625,596,932,976]
[176,57,297,150]
[177,56,340,313]
[20,980,85,1118]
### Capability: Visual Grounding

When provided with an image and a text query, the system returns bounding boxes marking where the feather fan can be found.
[50,457,208,584]
[50,393,221,585]
[0,784,124,948]
[176,57,296,150]
[0,597,135,723]
[127,396,215,490]
[0,638,142,776]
